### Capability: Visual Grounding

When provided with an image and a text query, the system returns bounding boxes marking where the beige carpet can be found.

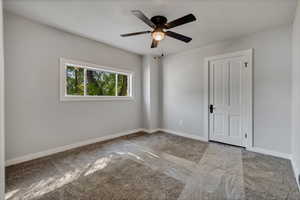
[5,132,300,200]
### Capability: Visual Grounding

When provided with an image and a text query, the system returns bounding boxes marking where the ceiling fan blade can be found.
[132,10,156,29]
[166,31,192,43]
[151,39,159,48]
[121,31,151,37]
[164,14,196,29]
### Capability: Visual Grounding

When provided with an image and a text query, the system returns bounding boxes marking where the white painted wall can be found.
[0,0,4,198]
[150,57,160,130]
[142,56,151,130]
[142,55,160,131]
[162,25,292,154]
[292,0,300,186]
[4,12,143,161]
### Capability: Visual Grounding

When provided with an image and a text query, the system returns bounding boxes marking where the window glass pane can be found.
[66,66,84,95]
[117,74,129,96]
[86,69,116,96]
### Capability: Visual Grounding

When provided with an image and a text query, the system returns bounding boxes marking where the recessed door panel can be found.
[214,113,225,136]
[213,61,227,106]
[229,60,242,106]
[229,115,241,137]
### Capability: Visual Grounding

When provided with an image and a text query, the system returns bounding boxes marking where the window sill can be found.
[60,96,135,102]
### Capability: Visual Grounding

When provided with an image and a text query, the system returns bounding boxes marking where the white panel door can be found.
[209,56,247,147]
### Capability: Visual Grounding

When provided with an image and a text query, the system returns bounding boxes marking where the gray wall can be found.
[142,56,151,129]
[162,25,292,154]
[0,0,5,198]
[142,55,160,131]
[292,1,300,186]
[4,12,143,161]
[149,56,160,130]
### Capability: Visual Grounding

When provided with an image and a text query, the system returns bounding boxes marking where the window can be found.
[60,58,133,101]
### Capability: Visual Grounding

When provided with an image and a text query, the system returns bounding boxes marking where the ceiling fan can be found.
[121,10,196,48]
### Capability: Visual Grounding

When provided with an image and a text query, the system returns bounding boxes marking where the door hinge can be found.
[244,62,248,67]
[245,133,248,139]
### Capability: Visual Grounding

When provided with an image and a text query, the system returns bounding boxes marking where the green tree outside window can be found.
[66,66,129,97]
[66,66,84,95]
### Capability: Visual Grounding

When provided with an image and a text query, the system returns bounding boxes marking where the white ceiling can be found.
[3,0,297,55]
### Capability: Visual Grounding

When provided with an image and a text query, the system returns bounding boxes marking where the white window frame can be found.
[60,58,134,101]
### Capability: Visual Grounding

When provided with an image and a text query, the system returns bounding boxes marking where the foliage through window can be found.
[61,59,132,100]
[66,66,84,95]
[86,70,116,96]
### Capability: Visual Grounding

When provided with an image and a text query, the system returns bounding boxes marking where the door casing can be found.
[0,0,5,198]
[203,49,253,149]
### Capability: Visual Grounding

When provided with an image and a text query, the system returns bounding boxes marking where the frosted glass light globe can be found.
[152,31,165,41]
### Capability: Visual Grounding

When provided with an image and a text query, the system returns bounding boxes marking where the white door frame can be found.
[203,49,253,149]
[0,0,5,198]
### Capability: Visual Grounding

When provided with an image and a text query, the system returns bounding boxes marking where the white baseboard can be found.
[291,158,300,191]
[246,147,291,160]
[160,129,208,142]
[142,129,160,134]
[5,128,144,167]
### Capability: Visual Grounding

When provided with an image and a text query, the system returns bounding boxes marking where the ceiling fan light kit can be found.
[152,29,165,41]
[121,10,196,48]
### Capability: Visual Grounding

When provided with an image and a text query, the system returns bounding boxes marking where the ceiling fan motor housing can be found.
[151,16,168,27]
